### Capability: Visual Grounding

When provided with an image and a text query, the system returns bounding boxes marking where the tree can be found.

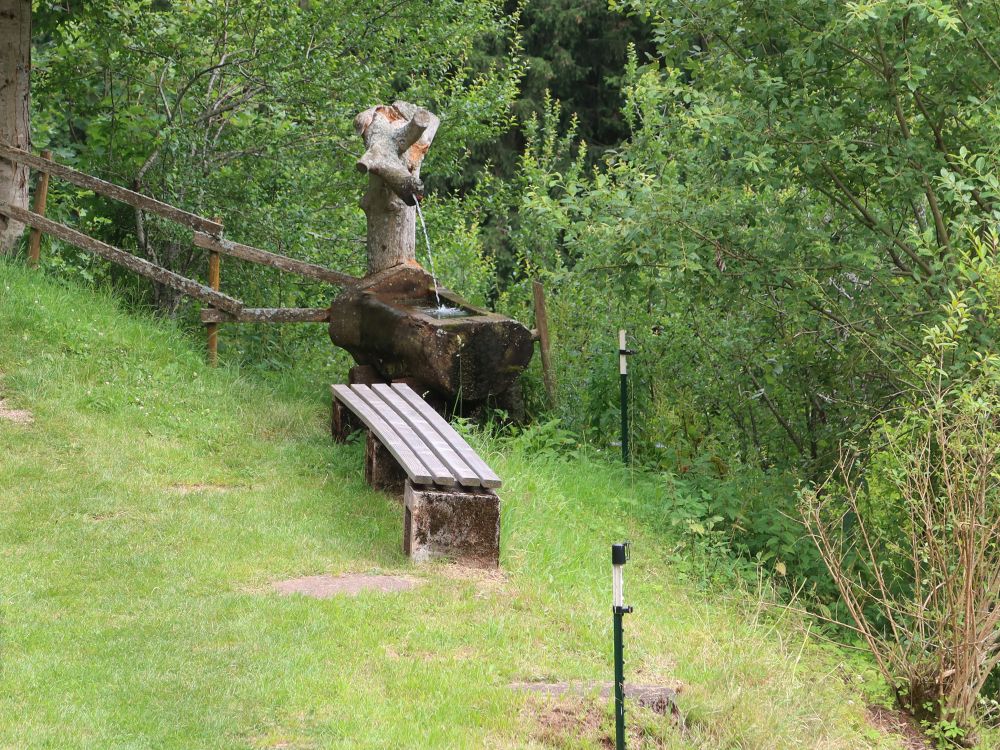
[485,1,1000,608]
[0,0,30,255]
[472,0,653,175]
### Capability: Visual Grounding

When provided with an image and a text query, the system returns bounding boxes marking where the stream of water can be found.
[414,202,444,309]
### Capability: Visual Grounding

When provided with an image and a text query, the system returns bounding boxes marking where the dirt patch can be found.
[0,398,33,425]
[272,574,423,599]
[382,643,478,663]
[867,705,932,750]
[524,690,676,749]
[85,510,129,522]
[432,562,508,597]
[532,695,607,748]
[168,483,233,495]
[512,681,681,718]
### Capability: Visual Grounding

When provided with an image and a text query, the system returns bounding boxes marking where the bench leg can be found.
[331,399,361,443]
[404,480,500,569]
[365,431,407,500]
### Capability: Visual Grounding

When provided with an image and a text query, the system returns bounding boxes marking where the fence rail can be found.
[200,307,331,324]
[0,144,223,235]
[0,204,243,313]
[2,143,359,364]
[193,232,357,287]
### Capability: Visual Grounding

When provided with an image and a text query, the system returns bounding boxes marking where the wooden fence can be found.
[0,143,357,365]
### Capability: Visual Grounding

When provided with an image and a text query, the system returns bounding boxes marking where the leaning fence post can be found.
[206,220,222,366]
[27,150,52,268]
[532,280,557,407]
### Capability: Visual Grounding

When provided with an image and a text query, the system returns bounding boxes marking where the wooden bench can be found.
[331,383,501,568]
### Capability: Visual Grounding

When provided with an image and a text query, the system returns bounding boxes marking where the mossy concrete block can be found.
[403,480,500,569]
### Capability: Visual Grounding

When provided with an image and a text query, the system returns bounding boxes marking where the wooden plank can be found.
[0,144,222,235]
[27,150,52,268]
[370,383,480,487]
[200,307,331,324]
[352,385,455,486]
[391,384,502,488]
[0,204,243,314]
[194,232,359,287]
[331,385,433,485]
[533,280,557,406]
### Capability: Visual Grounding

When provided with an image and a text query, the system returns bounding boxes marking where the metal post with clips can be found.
[612,541,634,750]
[618,330,636,464]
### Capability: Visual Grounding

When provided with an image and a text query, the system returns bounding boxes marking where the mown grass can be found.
[0,261,913,749]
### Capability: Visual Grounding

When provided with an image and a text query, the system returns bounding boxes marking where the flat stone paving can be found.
[0,398,33,424]
[272,574,423,599]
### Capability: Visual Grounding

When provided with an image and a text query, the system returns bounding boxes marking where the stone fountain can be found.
[328,102,533,406]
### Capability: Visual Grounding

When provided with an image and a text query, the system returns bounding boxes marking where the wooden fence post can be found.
[206,219,221,366]
[532,280,556,406]
[27,150,52,268]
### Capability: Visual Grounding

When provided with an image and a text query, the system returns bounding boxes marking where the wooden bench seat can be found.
[331,383,501,489]
[331,383,502,568]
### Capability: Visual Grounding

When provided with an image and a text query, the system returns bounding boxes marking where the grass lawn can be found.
[0,262,915,749]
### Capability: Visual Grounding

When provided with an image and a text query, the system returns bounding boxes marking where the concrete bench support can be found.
[404,481,500,569]
[365,431,407,498]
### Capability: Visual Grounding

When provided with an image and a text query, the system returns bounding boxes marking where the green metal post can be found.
[614,607,626,750]
[611,542,632,750]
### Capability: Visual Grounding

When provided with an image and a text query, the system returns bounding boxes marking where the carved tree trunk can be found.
[354,101,439,276]
[0,0,30,255]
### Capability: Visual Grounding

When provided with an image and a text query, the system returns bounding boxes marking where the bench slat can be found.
[351,386,456,486]
[331,385,434,485]
[370,384,481,487]
[391,384,502,488]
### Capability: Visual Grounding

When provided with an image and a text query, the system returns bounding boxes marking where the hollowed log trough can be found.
[328,265,533,403]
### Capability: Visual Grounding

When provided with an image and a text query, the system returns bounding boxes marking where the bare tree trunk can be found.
[354,102,438,275]
[0,0,30,255]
